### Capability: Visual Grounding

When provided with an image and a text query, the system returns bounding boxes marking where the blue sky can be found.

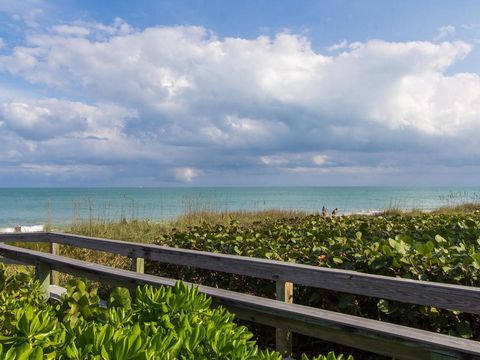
[0,0,480,186]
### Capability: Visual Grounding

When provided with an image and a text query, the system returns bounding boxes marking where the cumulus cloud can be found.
[0,20,479,184]
[0,99,134,140]
[1,25,474,136]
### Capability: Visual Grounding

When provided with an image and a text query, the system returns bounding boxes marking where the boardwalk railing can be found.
[1,232,480,360]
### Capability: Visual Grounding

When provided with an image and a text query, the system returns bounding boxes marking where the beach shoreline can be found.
[3,201,479,234]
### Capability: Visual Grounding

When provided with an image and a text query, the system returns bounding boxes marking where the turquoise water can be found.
[0,187,479,228]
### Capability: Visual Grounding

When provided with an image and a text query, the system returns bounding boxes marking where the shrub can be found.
[0,266,350,359]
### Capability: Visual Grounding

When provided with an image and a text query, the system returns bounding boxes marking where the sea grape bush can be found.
[148,213,480,339]
[0,266,349,359]
[155,213,480,283]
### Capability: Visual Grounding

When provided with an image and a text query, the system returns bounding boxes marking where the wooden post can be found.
[35,261,51,299]
[276,280,293,357]
[50,242,60,285]
[131,257,145,273]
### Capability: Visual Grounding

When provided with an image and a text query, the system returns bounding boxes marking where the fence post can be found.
[131,257,145,273]
[276,280,293,357]
[35,260,51,299]
[50,242,60,285]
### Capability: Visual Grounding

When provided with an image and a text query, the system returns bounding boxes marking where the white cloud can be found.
[1,26,474,138]
[0,38,4,50]
[51,18,134,39]
[326,39,348,51]
[0,0,55,29]
[174,167,201,182]
[434,25,456,41]
[0,21,479,184]
[51,25,91,37]
[24,8,43,28]
[199,114,289,149]
[0,98,134,140]
[312,154,328,166]
[261,155,289,165]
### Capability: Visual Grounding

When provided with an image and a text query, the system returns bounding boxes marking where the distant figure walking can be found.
[322,206,328,217]
[331,208,338,217]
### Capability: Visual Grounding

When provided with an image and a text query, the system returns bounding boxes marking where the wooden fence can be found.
[1,232,480,359]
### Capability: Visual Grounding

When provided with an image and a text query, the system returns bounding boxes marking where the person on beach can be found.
[331,208,338,217]
[322,206,328,217]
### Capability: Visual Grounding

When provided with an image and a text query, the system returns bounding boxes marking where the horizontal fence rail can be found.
[6,231,480,315]
[0,242,479,360]
[0,232,50,243]
[1,232,480,359]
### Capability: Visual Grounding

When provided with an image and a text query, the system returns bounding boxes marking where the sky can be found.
[0,1,480,187]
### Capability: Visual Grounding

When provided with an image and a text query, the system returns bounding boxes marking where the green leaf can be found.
[434,234,447,243]
[30,347,43,360]
[109,287,132,310]
[332,257,343,264]
[377,299,397,315]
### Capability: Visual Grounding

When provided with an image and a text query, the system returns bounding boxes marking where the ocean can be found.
[0,187,479,230]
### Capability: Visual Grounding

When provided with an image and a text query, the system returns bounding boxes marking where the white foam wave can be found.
[0,224,45,233]
[343,210,383,216]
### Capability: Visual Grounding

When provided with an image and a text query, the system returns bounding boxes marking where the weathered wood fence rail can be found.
[1,232,480,360]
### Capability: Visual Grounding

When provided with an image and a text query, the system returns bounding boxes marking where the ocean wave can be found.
[0,224,45,233]
[342,209,383,216]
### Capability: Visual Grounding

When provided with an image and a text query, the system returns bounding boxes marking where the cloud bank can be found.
[0,20,479,185]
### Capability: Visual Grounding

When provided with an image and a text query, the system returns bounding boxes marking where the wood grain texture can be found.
[0,243,479,360]
[50,242,60,285]
[48,232,480,314]
[0,256,30,265]
[276,281,293,356]
[0,232,50,243]
[131,257,145,274]
[35,260,50,299]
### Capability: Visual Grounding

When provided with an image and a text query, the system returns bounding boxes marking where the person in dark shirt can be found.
[322,206,328,217]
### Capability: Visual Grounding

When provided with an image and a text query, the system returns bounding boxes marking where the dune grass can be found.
[432,202,480,214]
[375,202,480,216]
[66,208,309,241]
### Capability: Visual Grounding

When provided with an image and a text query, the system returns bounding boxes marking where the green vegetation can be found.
[152,213,480,346]
[66,210,480,343]
[0,265,350,359]
[432,202,480,215]
[6,205,480,358]
[376,202,480,216]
